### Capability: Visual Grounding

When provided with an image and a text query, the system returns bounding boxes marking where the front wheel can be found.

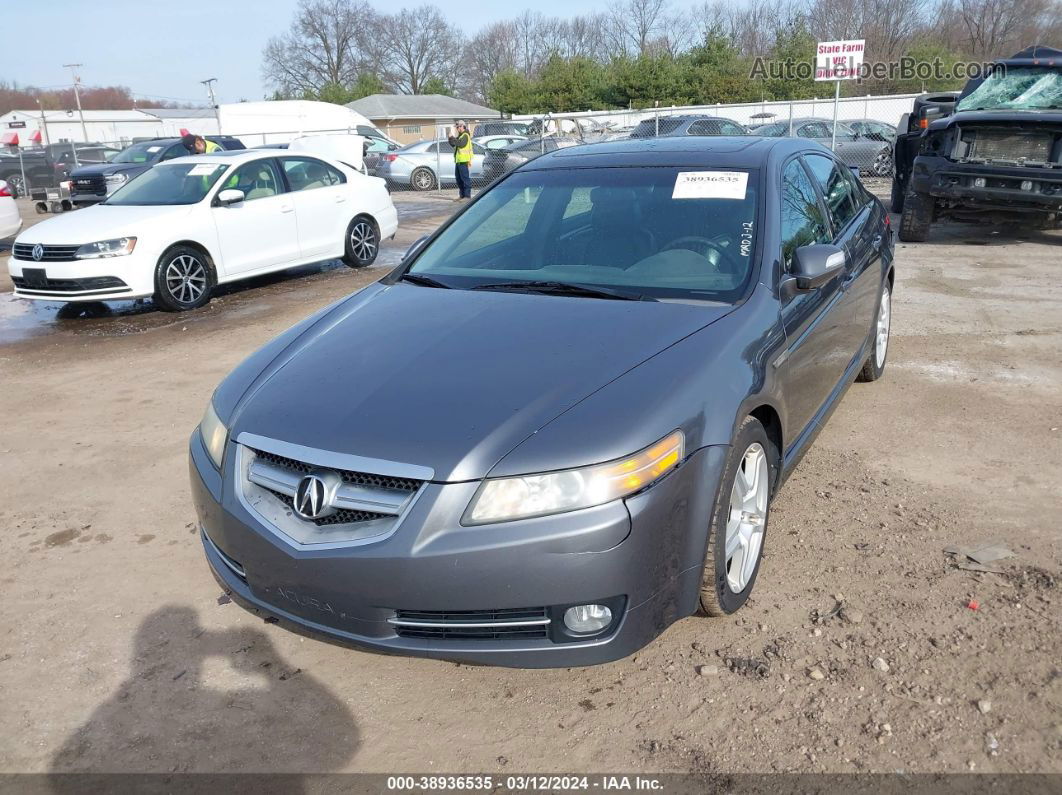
[699,416,778,616]
[858,281,891,382]
[153,245,213,312]
[3,173,24,198]
[342,216,379,268]
[898,189,933,242]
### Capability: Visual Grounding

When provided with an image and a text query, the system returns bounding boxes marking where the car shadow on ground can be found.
[48,605,359,788]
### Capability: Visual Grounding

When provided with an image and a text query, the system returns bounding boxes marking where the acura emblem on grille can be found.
[294,474,328,520]
[32,244,44,262]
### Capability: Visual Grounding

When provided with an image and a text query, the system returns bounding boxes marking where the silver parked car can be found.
[753,118,893,175]
[375,140,487,191]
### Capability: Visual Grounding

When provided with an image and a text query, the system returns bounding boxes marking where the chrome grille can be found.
[964,128,1054,163]
[390,607,550,640]
[12,243,80,262]
[235,433,431,548]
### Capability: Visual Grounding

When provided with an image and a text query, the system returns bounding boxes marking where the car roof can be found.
[164,149,332,167]
[522,136,811,170]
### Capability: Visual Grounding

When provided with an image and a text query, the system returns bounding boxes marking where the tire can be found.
[342,215,379,268]
[890,177,905,214]
[2,173,24,198]
[898,189,933,242]
[873,149,894,177]
[153,245,213,312]
[857,280,891,382]
[699,416,779,616]
[410,167,436,191]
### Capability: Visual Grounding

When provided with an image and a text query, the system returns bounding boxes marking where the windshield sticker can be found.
[673,171,748,200]
[740,222,754,256]
[188,164,220,176]
[146,146,162,152]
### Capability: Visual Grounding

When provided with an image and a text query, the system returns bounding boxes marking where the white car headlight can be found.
[199,401,228,470]
[74,237,137,259]
[465,431,684,525]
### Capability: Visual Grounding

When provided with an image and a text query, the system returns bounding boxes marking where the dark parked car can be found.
[629,114,748,138]
[191,136,894,667]
[847,119,897,144]
[68,135,244,207]
[0,143,121,197]
[897,45,1062,241]
[475,120,533,137]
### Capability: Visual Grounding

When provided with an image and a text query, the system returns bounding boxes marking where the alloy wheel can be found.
[350,221,377,262]
[875,285,891,368]
[164,254,207,305]
[724,442,768,593]
[6,174,24,197]
[413,169,434,190]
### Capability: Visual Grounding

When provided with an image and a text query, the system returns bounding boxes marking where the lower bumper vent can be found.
[390,607,550,640]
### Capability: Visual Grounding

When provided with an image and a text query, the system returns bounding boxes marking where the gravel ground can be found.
[0,190,1059,777]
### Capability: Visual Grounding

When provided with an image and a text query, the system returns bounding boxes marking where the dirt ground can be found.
[0,187,1059,778]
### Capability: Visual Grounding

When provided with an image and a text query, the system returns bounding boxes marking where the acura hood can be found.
[16,203,194,246]
[229,283,733,481]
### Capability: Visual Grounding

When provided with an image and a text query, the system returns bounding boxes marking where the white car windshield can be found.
[408,167,760,303]
[104,163,230,206]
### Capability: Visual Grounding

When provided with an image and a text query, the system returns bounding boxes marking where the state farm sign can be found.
[815,39,865,81]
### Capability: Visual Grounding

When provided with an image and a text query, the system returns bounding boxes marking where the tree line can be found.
[0,83,178,118]
[262,0,1062,113]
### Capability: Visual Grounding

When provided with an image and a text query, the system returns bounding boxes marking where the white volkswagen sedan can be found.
[8,150,398,311]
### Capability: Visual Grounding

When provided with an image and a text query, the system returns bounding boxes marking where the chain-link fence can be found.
[509,93,921,185]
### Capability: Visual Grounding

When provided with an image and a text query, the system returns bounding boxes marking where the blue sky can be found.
[6,0,628,105]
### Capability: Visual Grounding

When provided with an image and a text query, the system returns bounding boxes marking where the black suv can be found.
[896,45,1062,241]
[68,135,244,207]
[0,143,122,198]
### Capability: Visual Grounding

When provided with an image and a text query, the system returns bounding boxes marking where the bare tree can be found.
[262,0,378,96]
[467,21,520,101]
[608,0,672,55]
[377,5,465,94]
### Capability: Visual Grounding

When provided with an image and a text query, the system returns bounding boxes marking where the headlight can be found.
[465,431,684,525]
[198,401,228,470]
[74,237,137,259]
[104,173,128,193]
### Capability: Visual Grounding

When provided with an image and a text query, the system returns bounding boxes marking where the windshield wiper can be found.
[399,273,452,289]
[470,280,655,301]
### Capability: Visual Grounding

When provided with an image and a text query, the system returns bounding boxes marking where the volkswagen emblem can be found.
[31,243,44,262]
[294,474,331,520]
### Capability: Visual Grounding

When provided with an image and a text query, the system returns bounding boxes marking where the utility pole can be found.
[201,78,222,134]
[63,63,90,142]
[35,98,50,146]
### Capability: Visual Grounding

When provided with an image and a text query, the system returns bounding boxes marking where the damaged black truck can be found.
[894,46,1062,242]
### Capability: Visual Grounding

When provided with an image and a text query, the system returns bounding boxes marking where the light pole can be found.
[63,63,90,142]
[201,78,222,133]
[35,98,50,146]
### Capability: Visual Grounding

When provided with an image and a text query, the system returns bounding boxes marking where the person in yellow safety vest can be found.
[447,120,473,201]
[182,133,222,155]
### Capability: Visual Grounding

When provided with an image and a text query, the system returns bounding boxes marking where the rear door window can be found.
[803,154,859,233]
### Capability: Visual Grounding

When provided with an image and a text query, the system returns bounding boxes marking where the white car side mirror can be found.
[217,189,245,206]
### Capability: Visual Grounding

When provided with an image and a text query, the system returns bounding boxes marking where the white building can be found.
[0,101,380,149]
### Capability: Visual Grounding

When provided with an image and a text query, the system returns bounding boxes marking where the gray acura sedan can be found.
[190,137,894,668]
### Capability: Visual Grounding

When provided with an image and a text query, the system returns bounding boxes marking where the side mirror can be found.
[217,188,244,206]
[789,244,846,291]
[404,235,429,261]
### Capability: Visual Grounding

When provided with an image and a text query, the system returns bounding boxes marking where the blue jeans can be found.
[455,162,471,198]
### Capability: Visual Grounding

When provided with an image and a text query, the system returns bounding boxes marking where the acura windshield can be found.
[958,67,1062,111]
[104,162,229,206]
[408,167,760,303]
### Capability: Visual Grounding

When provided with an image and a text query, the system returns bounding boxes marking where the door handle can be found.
[872,234,883,250]
[280,204,294,213]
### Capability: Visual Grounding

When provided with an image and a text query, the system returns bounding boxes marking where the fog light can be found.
[563,604,612,634]
[1021,180,1033,191]
[973,177,986,188]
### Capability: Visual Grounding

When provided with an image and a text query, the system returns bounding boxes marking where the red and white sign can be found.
[815,39,865,81]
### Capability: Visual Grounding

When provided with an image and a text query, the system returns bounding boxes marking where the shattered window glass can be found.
[957,67,1062,111]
